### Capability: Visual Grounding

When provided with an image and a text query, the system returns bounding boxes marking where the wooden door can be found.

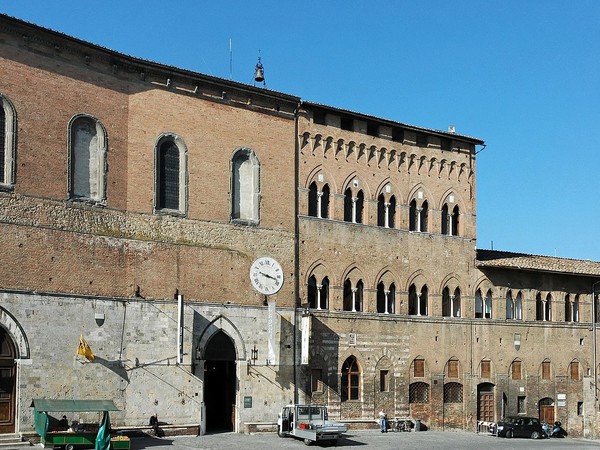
[478,392,494,422]
[0,329,16,433]
[540,405,554,424]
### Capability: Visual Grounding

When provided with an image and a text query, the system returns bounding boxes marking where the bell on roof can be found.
[254,57,265,85]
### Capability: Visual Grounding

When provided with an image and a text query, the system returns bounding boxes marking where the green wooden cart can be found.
[32,399,129,450]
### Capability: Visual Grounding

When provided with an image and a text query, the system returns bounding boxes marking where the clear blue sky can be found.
[2,1,599,261]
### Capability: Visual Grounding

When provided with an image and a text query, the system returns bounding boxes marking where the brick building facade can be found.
[0,14,599,439]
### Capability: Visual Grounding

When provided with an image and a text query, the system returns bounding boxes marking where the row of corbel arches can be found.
[300,131,473,181]
[305,167,467,235]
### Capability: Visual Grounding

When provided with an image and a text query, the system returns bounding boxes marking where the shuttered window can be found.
[447,360,459,378]
[570,362,580,381]
[542,361,551,380]
[511,361,522,380]
[414,359,424,378]
[481,360,491,378]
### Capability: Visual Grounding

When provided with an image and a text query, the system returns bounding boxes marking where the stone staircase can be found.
[0,434,31,448]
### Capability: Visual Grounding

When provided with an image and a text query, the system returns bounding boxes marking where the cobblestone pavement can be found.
[128,430,600,449]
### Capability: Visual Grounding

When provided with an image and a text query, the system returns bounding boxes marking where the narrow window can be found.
[231,148,259,222]
[517,396,526,414]
[320,277,329,310]
[578,401,584,416]
[481,360,491,378]
[409,199,417,231]
[321,184,330,219]
[311,368,323,392]
[441,204,449,235]
[307,276,317,309]
[453,287,461,317]
[515,292,523,320]
[420,201,429,232]
[451,205,459,236]
[475,290,483,318]
[545,294,552,321]
[506,291,514,319]
[511,361,522,380]
[344,188,353,222]
[155,134,187,214]
[420,285,429,316]
[70,115,107,202]
[541,361,551,380]
[536,293,544,321]
[570,361,580,381]
[308,182,318,217]
[413,358,425,378]
[380,370,389,392]
[355,190,364,224]
[0,94,16,188]
[573,295,579,322]
[377,194,386,227]
[341,356,360,401]
[484,290,492,319]
[408,284,418,316]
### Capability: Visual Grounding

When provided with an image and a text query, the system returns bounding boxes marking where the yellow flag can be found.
[77,334,95,361]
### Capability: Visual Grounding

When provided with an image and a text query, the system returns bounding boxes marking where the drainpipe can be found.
[593,281,600,410]
[293,101,301,405]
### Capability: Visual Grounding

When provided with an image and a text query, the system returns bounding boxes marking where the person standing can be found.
[378,410,387,433]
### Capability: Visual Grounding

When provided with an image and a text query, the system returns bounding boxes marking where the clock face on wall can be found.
[250,257,284,295]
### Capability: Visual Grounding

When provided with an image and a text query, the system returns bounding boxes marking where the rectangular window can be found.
[311,369,323,393]
[447,360,459,378]
[542,361,551,380]
[511,361,522,380]
[578,401,584,416]
[570,361,580,380]
[340,116,353,131]
[414,359,424,378]
[392,128,404,143]
[367,122,378,137]
[517,396,526,414]
[313,110,326,125]
[380,370,389,392]
[481,360,491,379]
[416,133,427,147]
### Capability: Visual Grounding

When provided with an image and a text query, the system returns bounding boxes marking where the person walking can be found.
[378,410,387,433]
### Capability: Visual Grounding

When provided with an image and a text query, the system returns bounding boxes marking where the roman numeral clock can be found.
[250,256,284,296]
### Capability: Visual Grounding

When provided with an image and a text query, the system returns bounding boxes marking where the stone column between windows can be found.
[384,202,390,228]
[317,191,323,219]
[316,284,322,310]
[416,207,422,232]
[416,293,422,316]
[351,197,358,223]
[384,289,390,314]
[351,287,357,312]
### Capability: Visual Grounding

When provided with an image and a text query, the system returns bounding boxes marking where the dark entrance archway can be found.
[204,330,236,433]
[0,328,16,433]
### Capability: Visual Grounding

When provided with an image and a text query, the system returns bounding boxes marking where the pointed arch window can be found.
[69,115,107,203]
[377,282,395,314]
[536,293,552,321]
[308,275,329,310]
[441,203,459,236]
[506,291,514,319]
[442,287,460,317]
[231,148,259,223]
[565,294,572,322]
[408,284,428,316]
[573,295,579,322]
[410,198,428,232]
[484,290,493,319]
[343,279,363,312]
[377,194,396,228]
[341,356,360,401]
[155,134,188,214]
[0,94,16,189]
[515,292,523,320]
[343,188,363,223]
[308,182,329,219]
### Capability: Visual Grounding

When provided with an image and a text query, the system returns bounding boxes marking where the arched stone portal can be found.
[0,327,16,433]
[203,330,237,432]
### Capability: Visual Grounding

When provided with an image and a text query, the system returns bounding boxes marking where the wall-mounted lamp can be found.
[247,345,259,375]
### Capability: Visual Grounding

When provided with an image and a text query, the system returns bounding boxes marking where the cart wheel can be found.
[304,438,312,446]
[65,444,75,450]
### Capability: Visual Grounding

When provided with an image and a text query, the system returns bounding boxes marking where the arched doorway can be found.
[477,383,495,423]
[539,397,555,424]
[0,327,16,433]
[204,330,236,432]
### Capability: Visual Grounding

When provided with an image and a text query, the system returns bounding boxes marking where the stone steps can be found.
[0,433,31,448]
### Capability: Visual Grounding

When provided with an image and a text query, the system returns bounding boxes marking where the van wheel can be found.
[304,438,312,445]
